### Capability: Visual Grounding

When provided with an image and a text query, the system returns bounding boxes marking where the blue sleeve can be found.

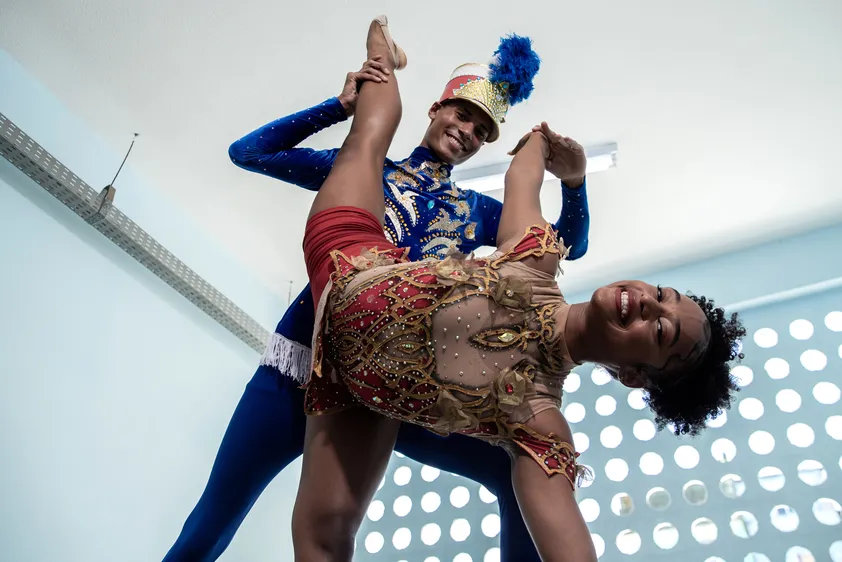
[227,98,346,191]
[471,179,590,260]
[555,180,590,260]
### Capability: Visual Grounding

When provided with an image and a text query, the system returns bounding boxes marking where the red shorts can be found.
[303,206,402,308]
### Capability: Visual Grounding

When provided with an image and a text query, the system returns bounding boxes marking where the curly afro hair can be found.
[644,295,745,436]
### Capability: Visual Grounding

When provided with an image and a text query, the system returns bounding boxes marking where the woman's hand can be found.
[508,131,550,160]
[337,56,391,116]
[513,123,587,188]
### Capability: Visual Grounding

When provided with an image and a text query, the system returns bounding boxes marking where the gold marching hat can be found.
[437,35,541,143]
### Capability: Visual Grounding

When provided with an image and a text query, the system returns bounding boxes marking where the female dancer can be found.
[293,16,744,562]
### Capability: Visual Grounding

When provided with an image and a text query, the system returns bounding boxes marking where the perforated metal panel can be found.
[0,112,270,353]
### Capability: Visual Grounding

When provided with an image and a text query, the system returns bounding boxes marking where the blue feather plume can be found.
[489,34,541,105]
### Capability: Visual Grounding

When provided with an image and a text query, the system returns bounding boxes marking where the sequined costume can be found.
[304,208,582,487]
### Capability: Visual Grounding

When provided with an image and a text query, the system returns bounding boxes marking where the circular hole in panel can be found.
[364,532,384,553]
[393,495,412,517]
[711,438,737,462]
[421,491,441,513]
[627,389,646,410]
[611,493,634,516]
[832,541,842,562]
[595,395,617,416]
[393,466,412,486]
[591,534,605,558]
[450,519,471,542]
[633,419,657,441]
[600,426,623,449]
[765,357,790,379]
[478,486,496,504]
[776,389,801,413]
[646,487,672,510]
[730,511,759,538]
[377,474,385,491]
[789,319,814,340]
[720,474,746,498]
[392,527,411,550]
[421,523,441,546]
[739,397,764,420]
[484,548,500,562]
[827,415,842,440]
[814,381,841,405]
[367,500,385,522]
[813,498,842,526]
[563,372,581,393]
[674,445,700,469]
[652,522,679,549]
[683,480,708,505]
[421,465,441,482]
[564,402,586,423]
[691,518,718,545]
[591,366,611,386]
[481,513,501,537]
[615,530,642,555]
[732,365,753,386]
[640,452,664,476]
[707,410,727,428]
[705,558,726,562]
[787,423,815,447]
[573,432,590,453]
[744,555,771,562]
[825,311,842,331]
[758,466,786,491]
[453,555,472,562]
[423,556,440,562]
[753,328,778,348]
[450,486,470,508]
[785,547,815,562]
[770,504,799,532]
[801,349,827,371]
[749,430,775,455]
[797,460,827,486]
[578,498,600,523]
[605,458,629,482]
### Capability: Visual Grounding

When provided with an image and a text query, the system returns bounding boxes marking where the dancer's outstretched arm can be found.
[496,131,558,275]
[513,409,598,562]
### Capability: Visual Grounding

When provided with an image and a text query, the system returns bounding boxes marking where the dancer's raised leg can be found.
[307,17,403,221]
[293,17,405,562]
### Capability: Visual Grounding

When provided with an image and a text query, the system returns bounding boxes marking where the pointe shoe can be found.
[373,15,407,71]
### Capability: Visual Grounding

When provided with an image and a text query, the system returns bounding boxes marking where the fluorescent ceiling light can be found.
[452,142,617,194]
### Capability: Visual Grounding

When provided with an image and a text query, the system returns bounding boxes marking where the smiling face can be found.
[421,100,494,165]
[584,280,711,385]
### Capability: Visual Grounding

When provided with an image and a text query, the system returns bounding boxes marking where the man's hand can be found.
[337,56,391,116]
[527,122,587,188]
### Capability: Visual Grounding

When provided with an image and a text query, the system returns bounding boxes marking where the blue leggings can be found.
[163,366,539,562]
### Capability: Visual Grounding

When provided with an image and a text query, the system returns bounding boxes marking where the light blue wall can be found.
[1,50,298,562]
[0,49,286,330]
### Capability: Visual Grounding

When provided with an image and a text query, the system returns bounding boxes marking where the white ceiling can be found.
[3,0,842,299]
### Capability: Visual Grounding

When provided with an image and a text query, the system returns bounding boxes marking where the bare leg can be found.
[292,19,405,562]
[307,20,402,222]
[292,409,400,562]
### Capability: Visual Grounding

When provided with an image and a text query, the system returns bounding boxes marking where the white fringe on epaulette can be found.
[259,333,312,383]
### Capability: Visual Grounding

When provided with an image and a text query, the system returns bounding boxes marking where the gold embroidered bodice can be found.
[312,225,578,438]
